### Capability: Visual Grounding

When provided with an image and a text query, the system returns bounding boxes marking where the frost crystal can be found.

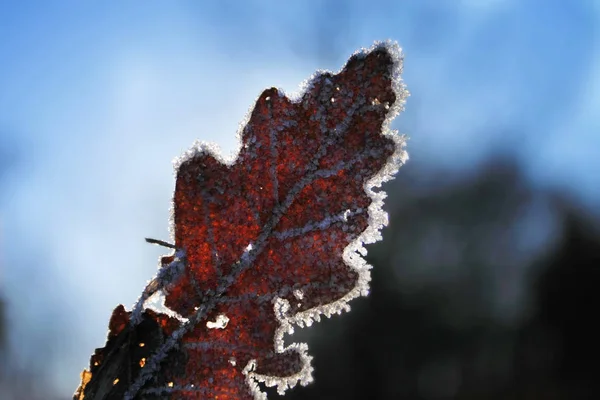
[206,314,230,329]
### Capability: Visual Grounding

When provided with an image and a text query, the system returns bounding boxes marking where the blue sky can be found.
[0,0,598,396]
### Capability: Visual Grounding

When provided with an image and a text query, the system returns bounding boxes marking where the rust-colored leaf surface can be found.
[75,41,408,400]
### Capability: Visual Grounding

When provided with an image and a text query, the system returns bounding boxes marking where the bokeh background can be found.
[1,1,599,399]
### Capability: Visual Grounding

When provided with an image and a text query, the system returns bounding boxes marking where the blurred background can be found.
[0,1,598,399]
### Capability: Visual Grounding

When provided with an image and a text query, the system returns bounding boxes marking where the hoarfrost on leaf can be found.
[74,40,408,400]
[206,314,230,329]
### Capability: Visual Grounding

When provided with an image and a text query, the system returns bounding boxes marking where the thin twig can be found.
[144,237,176,249]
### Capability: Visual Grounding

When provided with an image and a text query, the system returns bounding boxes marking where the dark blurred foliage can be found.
[264,158,600,400]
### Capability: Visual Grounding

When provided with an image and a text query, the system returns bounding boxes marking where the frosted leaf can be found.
[75,40,408,400]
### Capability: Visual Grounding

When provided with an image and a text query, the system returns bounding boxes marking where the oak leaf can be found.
[75,40,408,400]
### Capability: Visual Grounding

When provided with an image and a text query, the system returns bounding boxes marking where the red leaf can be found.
[76,41,408,400]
